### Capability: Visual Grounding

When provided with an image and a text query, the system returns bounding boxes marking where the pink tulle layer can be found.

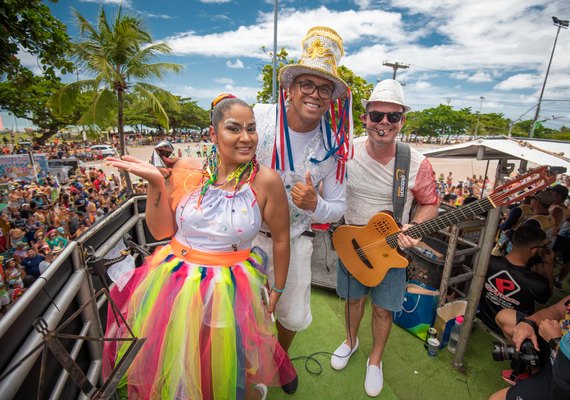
[102,244,296,400]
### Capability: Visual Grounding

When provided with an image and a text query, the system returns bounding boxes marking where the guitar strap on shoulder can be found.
[392,141,411,224]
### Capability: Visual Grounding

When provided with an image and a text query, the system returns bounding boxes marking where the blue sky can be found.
[3,0,570,131]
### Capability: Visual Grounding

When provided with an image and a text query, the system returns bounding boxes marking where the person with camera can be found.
[489,295,570,400]
[479,223,554,335]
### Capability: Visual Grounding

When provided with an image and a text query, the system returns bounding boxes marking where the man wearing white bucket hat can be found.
[331,79,438,397]
[253,26,353,393]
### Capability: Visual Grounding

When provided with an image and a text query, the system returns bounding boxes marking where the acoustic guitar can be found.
[332,166,556,287]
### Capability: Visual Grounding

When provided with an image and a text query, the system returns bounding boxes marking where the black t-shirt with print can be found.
[479,255,550,334]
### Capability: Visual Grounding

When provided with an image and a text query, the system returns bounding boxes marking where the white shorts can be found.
[253,233,313,332]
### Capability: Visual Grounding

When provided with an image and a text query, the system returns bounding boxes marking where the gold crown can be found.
[279,26,348,99]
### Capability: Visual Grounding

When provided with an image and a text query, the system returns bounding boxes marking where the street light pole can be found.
[529,16,568,138]
[474,96,485,136]
[271,0,279,104]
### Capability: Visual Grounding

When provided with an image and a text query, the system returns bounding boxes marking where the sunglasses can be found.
[367,111,404,124]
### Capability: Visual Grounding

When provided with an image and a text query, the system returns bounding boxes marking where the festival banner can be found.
[0,153,49,181]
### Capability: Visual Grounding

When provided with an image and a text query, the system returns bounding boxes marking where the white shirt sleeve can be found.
[307,169,346,223]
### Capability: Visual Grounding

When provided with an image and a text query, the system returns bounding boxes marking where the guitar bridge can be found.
[352,239,373,269]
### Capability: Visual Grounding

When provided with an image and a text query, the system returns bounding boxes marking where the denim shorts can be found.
[336,260,406,312]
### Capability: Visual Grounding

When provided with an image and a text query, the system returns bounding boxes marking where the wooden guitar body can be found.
[333,212,409,287]
[332,166,555,287]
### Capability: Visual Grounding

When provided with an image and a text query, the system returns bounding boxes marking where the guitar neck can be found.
[385,165,554,248]
[394,197,495,242]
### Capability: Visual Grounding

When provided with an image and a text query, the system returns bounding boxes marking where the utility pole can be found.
[271,0,279,103]
[529,16,568,138]
[382,60,410,80]
[474,96,485,136]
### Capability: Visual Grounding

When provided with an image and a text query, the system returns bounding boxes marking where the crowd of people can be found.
[1,25,569,400]
[1,133,208,162]
[0,166,140,317]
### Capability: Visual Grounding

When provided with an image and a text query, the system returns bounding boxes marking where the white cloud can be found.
[467,72,492,83]
[494,74,540,91]
[451,72,469,80]
[352,0,374,9]
[226,59,244,69]
[16,50,44,76]
[142,12,172,19]
[215,77,235,84]
[79,0,130,5]
[156,0,568,122]
[171,84,258,105]
[164,7,412,60]
[414,81,432,89]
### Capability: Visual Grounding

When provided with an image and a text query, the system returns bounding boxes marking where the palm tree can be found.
[51,7,182,190]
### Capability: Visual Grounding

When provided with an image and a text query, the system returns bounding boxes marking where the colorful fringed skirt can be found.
[102,242,296,399]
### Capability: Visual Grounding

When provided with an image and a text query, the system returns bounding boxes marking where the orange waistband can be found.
[170,238,251,266]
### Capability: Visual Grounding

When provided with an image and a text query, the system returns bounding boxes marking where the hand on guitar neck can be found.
[398,223,421,249]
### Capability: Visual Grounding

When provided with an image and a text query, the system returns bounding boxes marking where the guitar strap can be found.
[392,141,411,224]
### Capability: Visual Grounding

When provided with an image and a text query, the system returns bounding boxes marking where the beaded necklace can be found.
[196,146,259,208]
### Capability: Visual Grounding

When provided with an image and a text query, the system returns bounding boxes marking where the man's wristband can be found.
[271,285,285,294]
[520,317,538,331]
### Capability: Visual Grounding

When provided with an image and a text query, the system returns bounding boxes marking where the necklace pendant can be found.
[232,244,238,252]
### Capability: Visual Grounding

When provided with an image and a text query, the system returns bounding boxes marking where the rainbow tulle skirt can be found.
[102,243,296,399]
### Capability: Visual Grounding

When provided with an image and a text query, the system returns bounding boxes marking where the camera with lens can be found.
[492,339,540,366]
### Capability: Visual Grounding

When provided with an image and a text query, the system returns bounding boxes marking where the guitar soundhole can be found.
[373,221,392,236]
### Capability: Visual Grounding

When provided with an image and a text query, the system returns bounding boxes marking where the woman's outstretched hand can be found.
[106,156,164,186]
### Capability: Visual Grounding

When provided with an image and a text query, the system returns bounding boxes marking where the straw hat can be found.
[361,79,412,113]
[279,26,348,100]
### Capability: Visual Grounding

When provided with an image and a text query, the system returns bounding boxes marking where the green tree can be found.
[256,47,295,103]
[403,105,471,142]
[510,120,544,138]
[125,96,210,134]
[168,97,210,133]
[0,75,86,144]
[475,113,510,136]
[0,0,73,79]
[337,66,373,136]
[50,7,182,189]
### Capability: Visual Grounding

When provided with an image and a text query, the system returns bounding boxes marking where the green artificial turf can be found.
[268,288,509,400]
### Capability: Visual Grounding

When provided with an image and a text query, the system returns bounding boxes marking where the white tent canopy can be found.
[421,136,570,172]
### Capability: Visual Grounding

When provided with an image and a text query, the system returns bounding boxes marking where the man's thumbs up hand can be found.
[291,171,317,212]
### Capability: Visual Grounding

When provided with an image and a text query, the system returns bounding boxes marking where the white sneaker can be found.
[255,383,268,400]
[364,358,383,397]
[331,337,359,370]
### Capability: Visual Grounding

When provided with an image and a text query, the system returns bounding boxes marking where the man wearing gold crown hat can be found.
[253,26,353,394]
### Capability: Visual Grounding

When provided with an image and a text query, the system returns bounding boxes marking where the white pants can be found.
[253,233,313,332]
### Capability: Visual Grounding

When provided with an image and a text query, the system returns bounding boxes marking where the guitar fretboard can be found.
[386,197,494,248]
[384,165,553,249]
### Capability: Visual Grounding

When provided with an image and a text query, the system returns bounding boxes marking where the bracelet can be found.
[271,285,285,294]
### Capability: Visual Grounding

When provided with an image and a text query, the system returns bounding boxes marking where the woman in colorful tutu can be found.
[102,94,296,399]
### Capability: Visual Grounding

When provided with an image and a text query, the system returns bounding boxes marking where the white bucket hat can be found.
[279,26,348,100]
[361,79,411,113]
